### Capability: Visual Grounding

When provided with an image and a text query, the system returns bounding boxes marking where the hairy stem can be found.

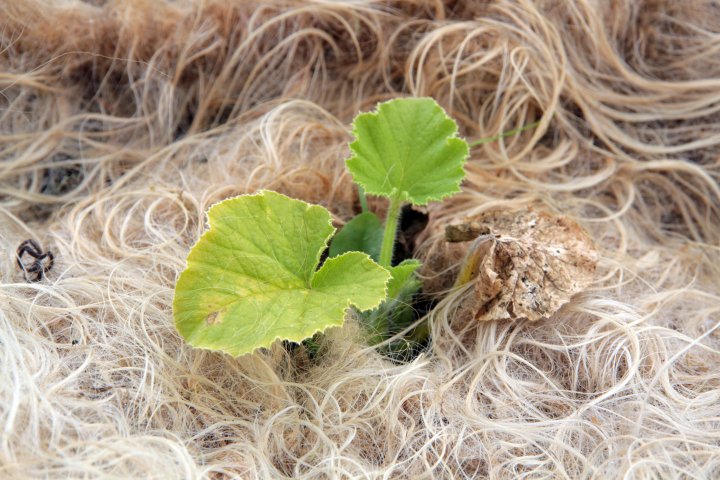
[379,194,402,267]
[358,185,368,213]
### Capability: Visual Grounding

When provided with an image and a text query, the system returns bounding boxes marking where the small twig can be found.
[445,222,491,242]
[468,119,542,148]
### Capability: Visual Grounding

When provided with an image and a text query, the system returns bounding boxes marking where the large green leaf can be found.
[328,211,384,262]
[173,190,390,357]
[346,97,469,205]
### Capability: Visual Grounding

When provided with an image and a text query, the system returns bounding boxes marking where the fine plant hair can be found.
[1,0,720,478]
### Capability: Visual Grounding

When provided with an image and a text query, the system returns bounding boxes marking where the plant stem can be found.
[379,194,402,267]
[468,119,542,148]
[358,185,368,213]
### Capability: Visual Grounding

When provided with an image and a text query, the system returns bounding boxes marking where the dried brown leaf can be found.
[451,207,598,322]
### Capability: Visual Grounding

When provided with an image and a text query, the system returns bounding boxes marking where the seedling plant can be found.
[173,98,535,358]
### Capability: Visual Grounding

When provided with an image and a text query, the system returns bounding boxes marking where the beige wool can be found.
[1,0,719,478]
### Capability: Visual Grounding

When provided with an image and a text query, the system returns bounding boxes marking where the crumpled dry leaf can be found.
[447,207,598,322]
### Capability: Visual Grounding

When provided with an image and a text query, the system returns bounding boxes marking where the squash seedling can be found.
[173,97,538,357]
[329,98,468,349]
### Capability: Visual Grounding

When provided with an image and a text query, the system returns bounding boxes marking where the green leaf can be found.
[385,260,423,334]
[363,259,423,345]
[328,211,384,262]
[173,190,390,357]
[346,97,469,205]
[387,259,422,299]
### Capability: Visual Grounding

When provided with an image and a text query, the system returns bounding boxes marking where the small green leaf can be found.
[385,260,423,333]
[363,259,423,345]
[173,190,390,357]
[387,259,422,299]
[346,97,469,205]
[329,212,384,262]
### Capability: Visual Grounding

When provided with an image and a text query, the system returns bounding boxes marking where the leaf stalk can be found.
[358,185,369,213]
[379,194,403,267]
